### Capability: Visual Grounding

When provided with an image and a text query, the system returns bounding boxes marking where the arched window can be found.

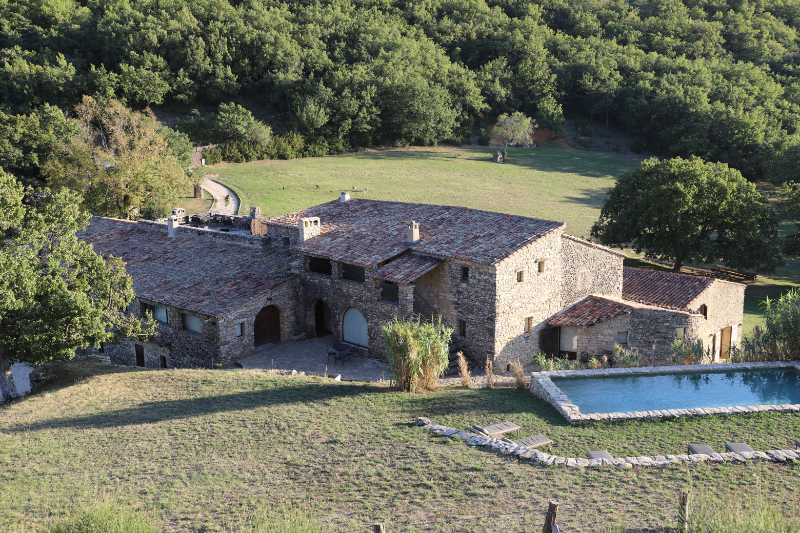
[342,308,369,347]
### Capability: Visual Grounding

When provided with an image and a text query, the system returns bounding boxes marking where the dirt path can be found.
[201,178,239,215]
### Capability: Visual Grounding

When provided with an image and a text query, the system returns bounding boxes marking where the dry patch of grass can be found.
[1,363,798,532]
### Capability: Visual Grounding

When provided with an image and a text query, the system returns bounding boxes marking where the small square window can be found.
[676,327,686,339]
[236,323,244,337]
[457,319,467,337]
[283,236,291,246]
[517,270,524,282]
[700,304,708,319]
[537,261,545,273]
[617,331,628,345]
[460,266,469,282]
[142,302,169,324]
[524,317,533,334]
[182,314,202,333]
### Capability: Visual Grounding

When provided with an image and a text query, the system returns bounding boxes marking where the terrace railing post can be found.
[373,523,386,532]
[679,490,690,533]
[542,501,558,533]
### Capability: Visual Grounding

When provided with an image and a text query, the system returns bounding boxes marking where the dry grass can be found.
[510,360,526,390]
[2,362,800,532]
[457,352,470,388]
[484,358,494,389]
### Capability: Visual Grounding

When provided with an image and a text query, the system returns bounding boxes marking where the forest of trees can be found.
[0,0,799,181]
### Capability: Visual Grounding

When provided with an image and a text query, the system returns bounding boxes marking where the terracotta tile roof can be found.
[623,267,713,310]
[267,199,563,267]
[548,296,632,326]
[79,218,295,317]
[369,253,444,284]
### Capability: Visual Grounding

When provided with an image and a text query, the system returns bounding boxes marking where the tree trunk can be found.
[0,348,20,403]
[673,258,684,272]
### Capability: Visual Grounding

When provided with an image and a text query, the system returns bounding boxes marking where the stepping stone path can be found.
[414,417,800,470]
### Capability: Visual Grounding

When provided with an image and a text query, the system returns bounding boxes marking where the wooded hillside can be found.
[1,0,799,178]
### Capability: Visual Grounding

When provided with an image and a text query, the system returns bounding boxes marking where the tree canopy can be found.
[45,97,191,219]
[0,169,155,401]
[493,112,536,152]
[0,0,798,174]
[590,156,784,273]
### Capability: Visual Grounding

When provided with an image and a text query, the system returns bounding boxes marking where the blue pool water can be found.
[552,368,800,414]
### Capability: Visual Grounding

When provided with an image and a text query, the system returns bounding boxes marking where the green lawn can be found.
[196,145,800,335]
[1,363,797,532]
[195,145,641,240]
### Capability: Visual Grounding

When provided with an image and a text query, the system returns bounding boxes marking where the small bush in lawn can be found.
[382,316,452,393]
[510,359,526,389]
[47,502,156,533]
[457,351,471,387]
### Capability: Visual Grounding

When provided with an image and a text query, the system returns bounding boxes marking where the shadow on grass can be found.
[4,374,570,433]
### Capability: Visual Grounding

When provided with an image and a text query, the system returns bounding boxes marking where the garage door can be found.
[343,308,369,347]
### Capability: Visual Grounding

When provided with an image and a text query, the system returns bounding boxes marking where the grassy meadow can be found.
[1,362,799,532]
[195,144,800,333]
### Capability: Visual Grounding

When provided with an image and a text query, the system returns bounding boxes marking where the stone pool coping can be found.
[414,418,800,469]
[529,360,800,425]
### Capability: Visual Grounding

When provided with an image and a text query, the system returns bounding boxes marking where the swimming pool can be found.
[530,361,800,424]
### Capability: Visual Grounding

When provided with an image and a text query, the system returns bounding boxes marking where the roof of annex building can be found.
[266,199,564,267]
[548,295,632,326]
[369,253,444,284]
[622,267,713,310]
[79,217,295,317]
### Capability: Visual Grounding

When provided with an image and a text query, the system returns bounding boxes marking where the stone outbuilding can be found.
[79,195,745,369]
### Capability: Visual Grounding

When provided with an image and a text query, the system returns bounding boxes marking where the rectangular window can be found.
[517,270,525,282]
[235,322,244,337]
[283,236,291,246]
[308,256,333,276]
[380,279,399,303]
[182,314,202,333]
[142,302,169,324]
[559,326,577,352]
[538,261,545,273]
[524,317,533,334]
[458,319,467,337]
[617,331,628,345]
[461,266,469,282]
[675,327,686,339]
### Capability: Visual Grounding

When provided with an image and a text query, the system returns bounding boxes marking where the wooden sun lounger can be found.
[725,443,754,453]
[515,435,553,448]
[587,450,613,460]
[688,443,716,455]
[473,421,521,437]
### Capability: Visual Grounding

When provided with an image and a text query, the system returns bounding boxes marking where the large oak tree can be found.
[0,170,154,402]
[590,156,783,273]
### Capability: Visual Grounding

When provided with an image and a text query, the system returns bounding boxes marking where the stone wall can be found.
[574,314,632,356]
[266,224,301,247]
[216,277,301,364]
[443,259,497,365]
[560,235,623,307]
[628,307,694,362]
[136,219,267,248]
[685,279,746,360]
[493,230,564,367]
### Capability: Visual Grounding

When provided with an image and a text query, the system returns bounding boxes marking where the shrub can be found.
[613,344,643,368]
[477,127,491,146]
[203,146,223,165]
[382,316,452,393]
[457,351,470,387]
[269,132,305,160]
[588,356,601,369]
[631,137,646,154]
[533,351,582,371]
[669,338,712,365]
[47,502,156,533]
[579,120,593,137]
[734,289,800,362]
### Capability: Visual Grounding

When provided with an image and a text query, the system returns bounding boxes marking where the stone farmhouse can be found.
[78,193,745,369]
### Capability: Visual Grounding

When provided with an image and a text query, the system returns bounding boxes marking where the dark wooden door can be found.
[540,327,559,359]
[254,306,280,346]
[720,326,732,359]
[135,344,145,367]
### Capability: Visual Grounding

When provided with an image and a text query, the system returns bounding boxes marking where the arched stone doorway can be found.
[254,305,281,346]
[313,299,333,337]
[342,308,368,347]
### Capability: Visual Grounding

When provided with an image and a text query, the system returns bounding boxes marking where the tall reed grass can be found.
[382,316,452,393]
[510,360,526,389]
[457,351,471,387]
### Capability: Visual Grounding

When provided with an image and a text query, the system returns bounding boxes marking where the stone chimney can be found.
[407,221,420,245]
[250,206,261,218]
[340,191,350,203]
[167,216,179,238]
[299,217,321,242]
